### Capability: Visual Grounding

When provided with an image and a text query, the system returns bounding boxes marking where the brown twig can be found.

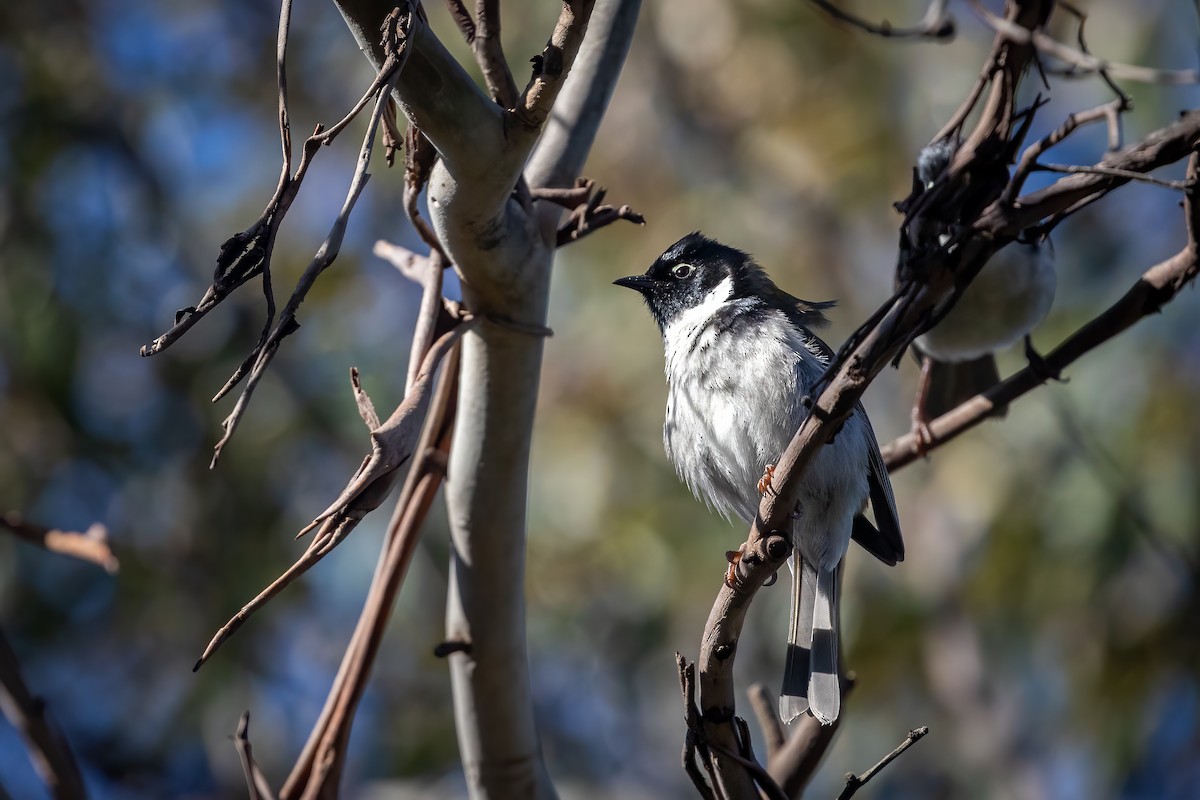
[281,342,461,799]
[972,0,1200,85]
[209,10,414,467]
[1002,100,1126,206]
[193,320,472,672]
[1,513,118,574]
[1036,163,1190,191]
[349,367,382,430]
[835,726,929,799]
[474,0,519,107]
[532,177,645,246]
[515,0,597,130]
[805,0,955,39]
[235,712,276,800]
[0,627,86,800]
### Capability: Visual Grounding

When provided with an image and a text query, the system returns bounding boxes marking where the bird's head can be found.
[614,232,758,331]
[614,232,831,333]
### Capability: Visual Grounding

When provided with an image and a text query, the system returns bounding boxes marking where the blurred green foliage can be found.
[1,0,1198,797]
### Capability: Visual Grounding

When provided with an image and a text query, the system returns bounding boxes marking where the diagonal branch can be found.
[881,153,1200,470]
[836,726,929,799]
[192,319,473,672]
[280,341,462,800]
[0,627,86,800]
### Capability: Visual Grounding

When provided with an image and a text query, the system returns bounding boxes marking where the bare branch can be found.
[0,627,86,800]
[210,19,411,466]
[1036,162,1190,191]
[526,0,641,197]
[747,684,785,759]
[281,343,461,799]
[441,0,477,43]
[515,1,597,132]
[533,177,645,246]
[235,712,276,800]
[474,0,519,107]
[349,367,381,430]
[882,153,1200,470]
[1,513,118,574]
[972,0,1200,84]
[193,320,473,672]
[762,678,856,797]
[835,727,929,799]
[805,0,955,39]
[334,0,505,180]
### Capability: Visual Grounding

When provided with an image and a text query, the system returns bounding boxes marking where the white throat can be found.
[662,276,734,372]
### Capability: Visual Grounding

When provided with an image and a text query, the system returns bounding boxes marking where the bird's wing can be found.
[852,413,904,565]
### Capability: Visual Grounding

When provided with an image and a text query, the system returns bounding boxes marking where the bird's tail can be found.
[780,554,841,726]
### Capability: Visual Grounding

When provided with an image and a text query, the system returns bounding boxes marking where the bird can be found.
[906,140,1057,449]
[615,232,903,725]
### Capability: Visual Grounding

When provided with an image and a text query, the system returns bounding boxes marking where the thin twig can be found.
[1036,162,1190,191]
[805,0,954,39]
[835,727,929,799]
[210,13,413,466]
[193,321,472,672]
[972,0,1200,85]
[1,513,118,574]
[235,712,276,800]
[281,343,461,799]
[0,627,86,800]
[1002,100,1125,206]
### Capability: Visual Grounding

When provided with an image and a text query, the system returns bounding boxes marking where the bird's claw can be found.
[757,464,776,496]
[724,549,742,588]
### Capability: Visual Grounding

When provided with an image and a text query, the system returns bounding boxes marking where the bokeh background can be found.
[3,0,1199,797]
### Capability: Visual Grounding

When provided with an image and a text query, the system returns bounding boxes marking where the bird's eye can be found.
[672,263,694,279]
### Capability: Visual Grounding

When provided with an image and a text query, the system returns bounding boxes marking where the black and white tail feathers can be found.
[780,555,841,725]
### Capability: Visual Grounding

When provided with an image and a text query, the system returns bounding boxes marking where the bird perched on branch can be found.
[906,140,1057,449]
[615,233,903,725]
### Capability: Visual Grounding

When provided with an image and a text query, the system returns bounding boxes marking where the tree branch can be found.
[835,726,929,799]
[281,342,462,799]
[0,627,86,800]
[805,0,955,40]
[1,513,117,574]
[525,0,642,193]
[882,152,1200,470]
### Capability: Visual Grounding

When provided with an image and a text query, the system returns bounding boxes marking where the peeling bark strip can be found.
[685,1,1200,796]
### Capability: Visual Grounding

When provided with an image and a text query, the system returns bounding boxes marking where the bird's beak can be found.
[613,274,655,294]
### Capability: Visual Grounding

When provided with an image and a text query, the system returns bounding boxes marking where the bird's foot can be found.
[910,407,936,458]
[757,464,776,496]
[724,549,742,588]
[910,355,936,458]
[1025,336,1066,383]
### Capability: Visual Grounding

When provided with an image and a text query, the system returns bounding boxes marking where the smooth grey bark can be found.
[331,1,640,797]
